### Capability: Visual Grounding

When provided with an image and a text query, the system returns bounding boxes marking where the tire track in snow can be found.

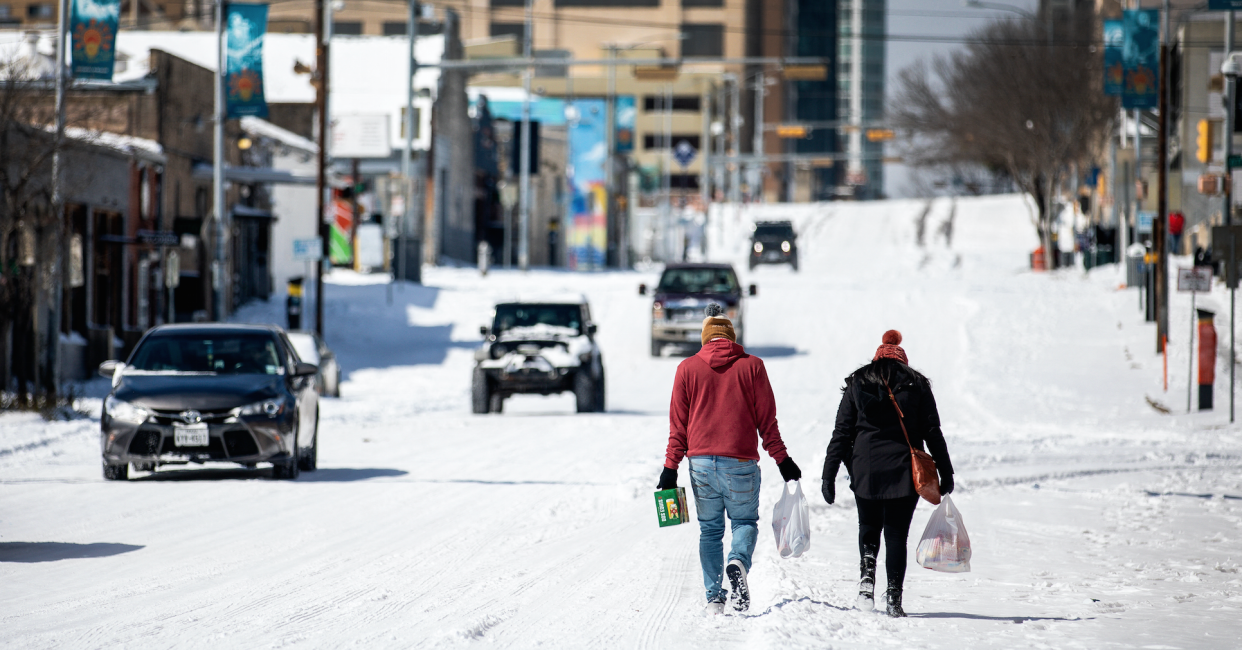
[636,546,690,650]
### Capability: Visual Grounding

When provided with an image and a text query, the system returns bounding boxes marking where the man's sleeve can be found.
[664,362,691,469]
[752,360,790,464]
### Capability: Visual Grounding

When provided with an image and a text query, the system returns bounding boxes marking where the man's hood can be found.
[697,337,745,369]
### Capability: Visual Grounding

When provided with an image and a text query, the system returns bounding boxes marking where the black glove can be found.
[939,472,954,496]
[778,457,801,482]
[821,460,840,505]
[656,467,678,490]
[821,480,836,505]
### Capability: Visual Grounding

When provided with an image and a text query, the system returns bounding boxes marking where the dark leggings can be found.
[855,494,920,589]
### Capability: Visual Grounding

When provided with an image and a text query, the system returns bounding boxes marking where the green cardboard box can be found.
[654,487,689,527]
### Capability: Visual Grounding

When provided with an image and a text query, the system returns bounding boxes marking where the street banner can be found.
[615,96,635,154]
[1103,19,1123,96]
[1122,9,1159,109]
[225,3,269,118]
[69,0,121,81]
[329,199,353,265]
[568,98,608,270]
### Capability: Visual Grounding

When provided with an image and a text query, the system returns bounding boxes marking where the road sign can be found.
[1211,225,1242,288]
[137,229,180,247]
[866,128,895,142]
[673,140,697,167]
[776,125,809,138]
[293,237,323,262]
[1208,0,1242,10]
[1137,210,1155,233]
[164,251,180,289]
[1177,266,1213,292]
[1229,154,1242,169]
[331,114,391,159]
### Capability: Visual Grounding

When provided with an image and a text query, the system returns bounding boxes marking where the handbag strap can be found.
[882,380,916,454]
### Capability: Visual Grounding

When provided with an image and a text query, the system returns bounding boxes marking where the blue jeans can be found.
[689,456,761,602]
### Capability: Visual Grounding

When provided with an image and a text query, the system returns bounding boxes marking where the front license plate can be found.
[174,423,209,447]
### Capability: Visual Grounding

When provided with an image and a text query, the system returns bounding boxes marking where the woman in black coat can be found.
[821,330,954,617]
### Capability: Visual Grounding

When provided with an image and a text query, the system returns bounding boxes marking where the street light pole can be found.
[1226,12,1237,422]
[400,0,419,287]
[517,0,533,271]
[49,0,69,394]
[313,0,331,336]
[213,0,227,322]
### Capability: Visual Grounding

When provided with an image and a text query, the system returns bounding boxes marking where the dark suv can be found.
[750,220,798,270]
[641,263,755,356]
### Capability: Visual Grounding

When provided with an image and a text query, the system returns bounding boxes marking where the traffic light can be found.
[1197,119,1214,164]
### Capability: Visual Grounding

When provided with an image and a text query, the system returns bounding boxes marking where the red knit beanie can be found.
[872,330,908,365]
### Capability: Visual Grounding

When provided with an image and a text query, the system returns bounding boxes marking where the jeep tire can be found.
[471,367,491,414]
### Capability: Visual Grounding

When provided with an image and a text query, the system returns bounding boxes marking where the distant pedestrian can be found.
[658,303,801,615]
[821,330,954,617]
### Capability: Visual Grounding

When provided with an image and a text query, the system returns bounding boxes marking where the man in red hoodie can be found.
[657,303,801,614]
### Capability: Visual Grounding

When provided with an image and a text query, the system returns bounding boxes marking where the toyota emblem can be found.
[180,409,202,424]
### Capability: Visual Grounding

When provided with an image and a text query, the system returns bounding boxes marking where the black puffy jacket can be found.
[823,372,953,500]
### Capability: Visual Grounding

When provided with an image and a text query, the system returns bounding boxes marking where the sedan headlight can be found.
[236,399,284,418]
[753,242,763,253]
[781,240,791,253]
[104,395,151,425]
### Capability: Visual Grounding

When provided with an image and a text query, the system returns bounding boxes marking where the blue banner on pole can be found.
[568,99,607,270]
[1103,19,1123,96]
[70,0,120,81]
[225,3,268,118]
[615,96,635,154]
[1122,9,1158,109]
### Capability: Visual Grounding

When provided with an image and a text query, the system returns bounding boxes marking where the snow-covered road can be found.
[2,195,1240,649]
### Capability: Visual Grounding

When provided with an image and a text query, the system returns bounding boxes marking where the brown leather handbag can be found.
[884,381,941,505]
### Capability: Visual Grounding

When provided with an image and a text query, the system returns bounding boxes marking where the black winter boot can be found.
[885,579,906,618]
[857,551,877,611]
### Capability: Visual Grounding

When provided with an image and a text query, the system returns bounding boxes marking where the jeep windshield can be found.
[492,304,582,337]
[127,333,285,375]
[656,268,740,295]
[754,223,795,239]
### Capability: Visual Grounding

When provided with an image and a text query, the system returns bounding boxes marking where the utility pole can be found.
[213,0,227,323]
[49,0,69,395]
[400,0,419,287]
[1226,10,1237,422]
[728,74,740,204]
[517,0,532,271]
[1155,0,1170,353]
[314,0,331,335]
[752,71,765,202]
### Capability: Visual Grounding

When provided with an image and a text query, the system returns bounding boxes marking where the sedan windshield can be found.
[657,268,739,295]
[128,334,285,375]
[493,304,582,335]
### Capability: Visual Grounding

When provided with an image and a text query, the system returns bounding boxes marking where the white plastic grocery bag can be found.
[916,495,972,573]
[771,480,811,559]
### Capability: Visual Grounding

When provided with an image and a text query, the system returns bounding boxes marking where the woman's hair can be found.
[843,357,929,391]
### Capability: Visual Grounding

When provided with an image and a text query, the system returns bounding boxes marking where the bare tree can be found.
[890,8,1115,260]
[0,48,97,407]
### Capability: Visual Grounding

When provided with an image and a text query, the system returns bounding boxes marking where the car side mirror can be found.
[587,323,598,336]
[98,360,122,378]
[294,362,318,377]
[638,283,647,295]
[748,284,758,297]
[479,325,490,337]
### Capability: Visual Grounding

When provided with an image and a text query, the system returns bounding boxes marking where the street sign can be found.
[137,229,180,247]
[331,114,391,159]
[1137,210,1155,233]
[165,251,181,289]
[1211,225,1242,288]
[865,128,895,142]
[1208,0,1242,10]
[673,140,697,167]
[1229,154,1242,169]
[293,237,323,262]
[776,125,809,138]
[1177,266,1213,292]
